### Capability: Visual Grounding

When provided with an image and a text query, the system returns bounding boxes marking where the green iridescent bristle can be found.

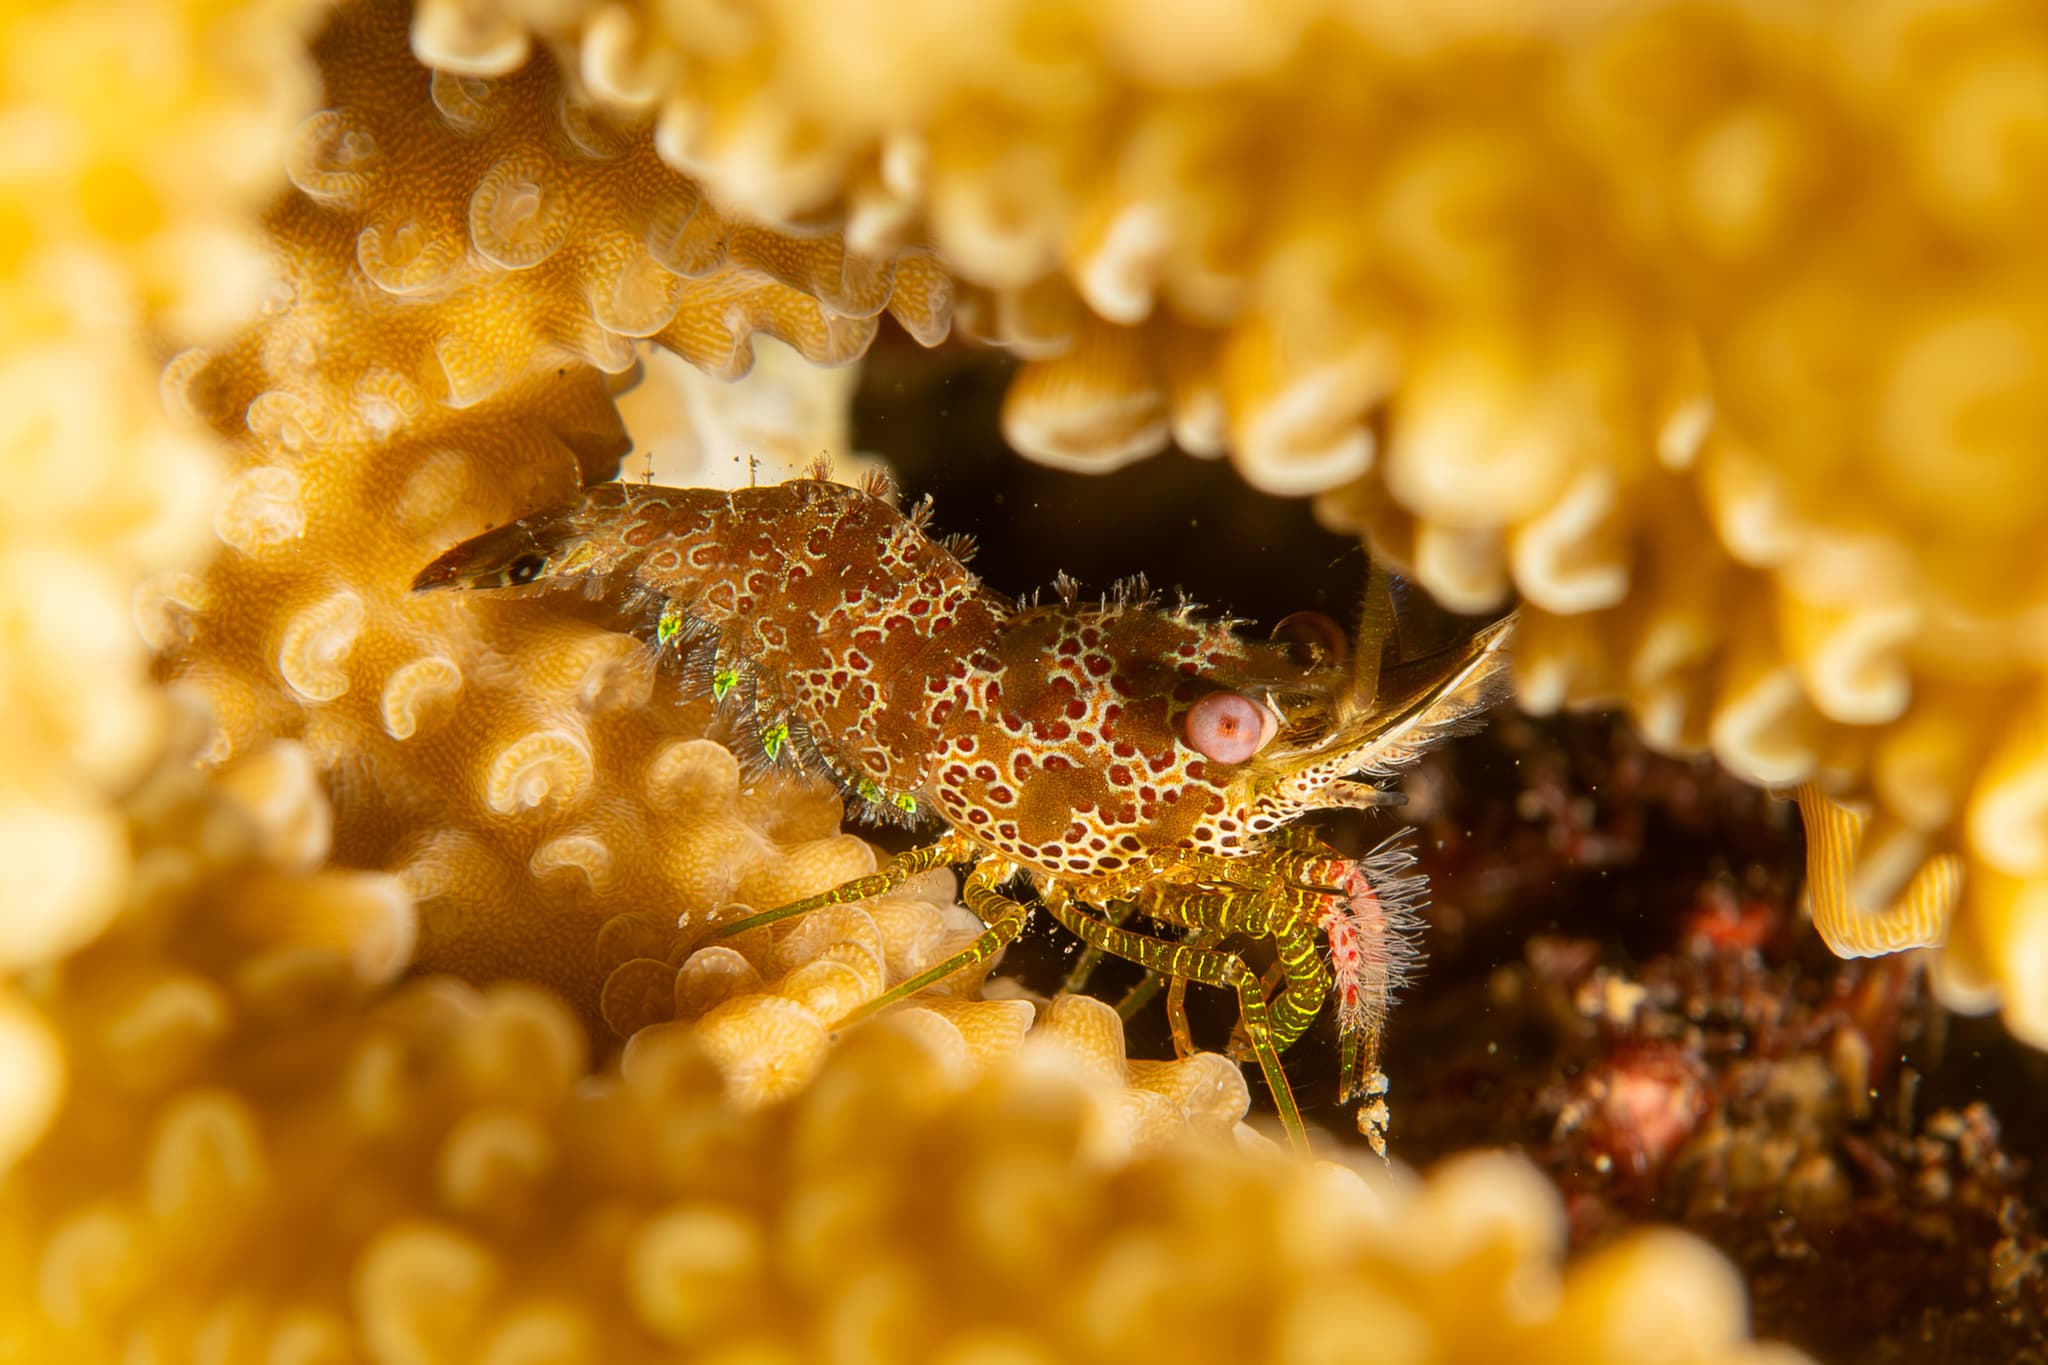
[760,722,789,762]
[656,603,683,646]
[891,792,918,813]
[711,667,740,701]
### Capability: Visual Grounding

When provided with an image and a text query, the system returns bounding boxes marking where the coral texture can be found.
[6,817,1804,1365]
[0,0,2028,1359]
[0,0,325,1192]
[0,695,1807,1363]
[412,0,2048,1045]
[0,0,321,979]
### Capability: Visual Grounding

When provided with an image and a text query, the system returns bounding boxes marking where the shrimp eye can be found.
[1184,691,1279,763]
[1272,610,1350,669]
[506,554,547,585]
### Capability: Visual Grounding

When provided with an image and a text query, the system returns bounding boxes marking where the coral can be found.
[593,843,1013,1100]
[7,704,1804,1362]
[405,0,2048,1046]
[0,0,323,977]
[4,899,1807,1363]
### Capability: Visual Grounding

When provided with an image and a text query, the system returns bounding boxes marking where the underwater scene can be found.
[3,1,2046,1360]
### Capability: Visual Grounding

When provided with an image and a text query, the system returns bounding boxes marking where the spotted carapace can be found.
[415,473,1512,1152]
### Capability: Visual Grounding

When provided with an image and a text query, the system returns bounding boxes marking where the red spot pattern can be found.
[477,474,1359,889]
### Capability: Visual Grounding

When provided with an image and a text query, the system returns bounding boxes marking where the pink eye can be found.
[1184,691,1278,763]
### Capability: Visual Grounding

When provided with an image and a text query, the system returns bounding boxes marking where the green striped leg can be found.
[1263,922,1331,1054]
[1337,1028,1368,1105]
[1223,957,1288,1061]
[1153,885,1333,1057]
[1171,838,1348,896]
[1043,896,1308,1154]
[1163,930,1223,1059]
[1059,897,1144,996]
[1166,972,1193,1058]
[834,860,1031,1028]
[711,836,967,939]
[1151,878,1327,941]
[1115,967,1167,1023]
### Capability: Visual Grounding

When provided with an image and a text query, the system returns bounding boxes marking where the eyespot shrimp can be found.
[415,471,1513,1152]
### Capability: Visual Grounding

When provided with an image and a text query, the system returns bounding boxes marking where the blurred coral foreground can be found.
[4,0,2045,1358]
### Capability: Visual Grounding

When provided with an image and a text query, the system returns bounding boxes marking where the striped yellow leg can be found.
[1042,894,1308,1153]
[1166,972,1195,1059]
[833,859,1031,1027]
[1793,780,1961,957]
[1262,922,1331,1054]
[1162,930,1223,1059]
[1115,968,1166,1022]
[711,835,969,938]
[1171,837,1351,899]
[1152,883,1333,1056]
[1060,897,1144,995]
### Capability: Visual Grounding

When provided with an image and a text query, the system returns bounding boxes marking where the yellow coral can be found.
[4,894,1807,1364]
[6,694,1802,1362]
[0,0,323,977]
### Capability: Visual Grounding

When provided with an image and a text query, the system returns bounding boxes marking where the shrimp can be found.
[415,473,1512,1152]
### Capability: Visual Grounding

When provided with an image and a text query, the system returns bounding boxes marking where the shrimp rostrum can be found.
[416,474,1512,1152]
